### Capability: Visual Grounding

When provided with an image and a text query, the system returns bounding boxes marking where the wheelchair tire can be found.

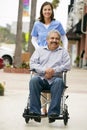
[23,108,29,117]
[25,117,30,123]
[63,109,69,125]
[23,108,30,123]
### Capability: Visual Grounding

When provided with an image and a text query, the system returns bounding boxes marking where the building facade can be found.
[67,0,87,68]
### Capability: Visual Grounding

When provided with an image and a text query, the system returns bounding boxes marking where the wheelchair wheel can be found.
[25,117,30,123]
[23,108,30,123]
[23,108,29,117]
[63,108,69,125]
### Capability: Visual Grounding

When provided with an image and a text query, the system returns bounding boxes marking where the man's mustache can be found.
[50,42,58,45]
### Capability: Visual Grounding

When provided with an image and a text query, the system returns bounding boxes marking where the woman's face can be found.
[42,5,52,19]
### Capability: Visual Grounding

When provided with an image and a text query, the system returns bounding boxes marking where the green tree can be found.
[52,0,60,9]
[0,27,15,44]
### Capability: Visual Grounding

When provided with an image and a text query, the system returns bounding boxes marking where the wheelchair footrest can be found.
[49,115,70,120]
[23,114,40,118]
[49,116,63,120]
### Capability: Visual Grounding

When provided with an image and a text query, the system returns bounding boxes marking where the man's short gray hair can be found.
[46,30,61,40]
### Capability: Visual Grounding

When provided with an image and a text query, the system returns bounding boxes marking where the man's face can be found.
[47,32,60,51]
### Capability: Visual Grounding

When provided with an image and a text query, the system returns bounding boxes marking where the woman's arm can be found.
[61,35,68,50]
[31,36,39,49]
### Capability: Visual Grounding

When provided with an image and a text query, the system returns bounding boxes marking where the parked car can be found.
[0,46,14,66]
[0,58,4,69]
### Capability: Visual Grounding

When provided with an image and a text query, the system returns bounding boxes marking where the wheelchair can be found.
[22,69,69,125]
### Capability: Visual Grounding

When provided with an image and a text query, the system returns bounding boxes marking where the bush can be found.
[74,56,80,67]
[19,61,29,69]
[0,83,4,96]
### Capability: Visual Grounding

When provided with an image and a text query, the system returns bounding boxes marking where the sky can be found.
[0,0,70,31]
[0,0,18,26]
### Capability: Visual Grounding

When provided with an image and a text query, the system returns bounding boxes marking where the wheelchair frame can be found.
[23,70,69,125]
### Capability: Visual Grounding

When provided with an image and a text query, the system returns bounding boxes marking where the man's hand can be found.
[44,68,55,79]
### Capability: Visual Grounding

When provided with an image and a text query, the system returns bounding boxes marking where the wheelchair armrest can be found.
[62,71,67,86]
[29,69,68,86]
[29,69,37,74]
[29,68,36,72]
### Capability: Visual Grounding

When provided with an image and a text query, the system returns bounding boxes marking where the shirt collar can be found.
[43,45,63,51]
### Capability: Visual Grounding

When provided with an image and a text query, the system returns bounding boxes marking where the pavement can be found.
[0,67,87,130]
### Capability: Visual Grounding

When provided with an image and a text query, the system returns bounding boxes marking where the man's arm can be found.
[53,49,71,73]
[30,49,45,75]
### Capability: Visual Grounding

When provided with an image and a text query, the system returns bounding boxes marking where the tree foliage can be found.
[0,27,16,44]
[52,0,60,9]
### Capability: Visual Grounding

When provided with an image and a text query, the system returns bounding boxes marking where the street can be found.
[0,67,87,130]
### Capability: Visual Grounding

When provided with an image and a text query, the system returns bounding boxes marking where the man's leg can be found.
[29,76,43,114]
[48,78,64,116]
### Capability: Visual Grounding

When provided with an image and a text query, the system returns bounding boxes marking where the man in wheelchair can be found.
[29,30,71,123]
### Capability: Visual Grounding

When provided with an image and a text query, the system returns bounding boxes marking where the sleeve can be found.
[54,50,71,73]
[57,22,66,35]
[30,50,45,75]
[31,22,38,37]
[61,35,68,50]
[31,36,39,49]
[56,21,68,50]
